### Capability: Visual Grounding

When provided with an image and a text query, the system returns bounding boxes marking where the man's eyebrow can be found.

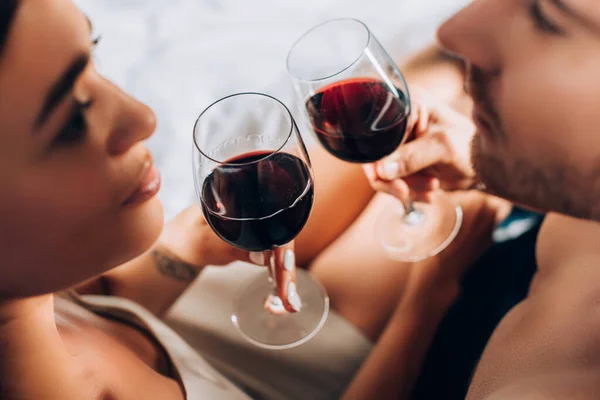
[549,0,600,36]
[34,54,89,129]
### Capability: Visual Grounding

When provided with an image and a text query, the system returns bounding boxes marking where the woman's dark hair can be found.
[0,0,19,57]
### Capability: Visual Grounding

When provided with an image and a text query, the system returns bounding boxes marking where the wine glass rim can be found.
[286,18,372,83]
[193,92,296,167]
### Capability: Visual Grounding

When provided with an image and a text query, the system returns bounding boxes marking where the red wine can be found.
[306,77,409,163]
[201,151,314,252]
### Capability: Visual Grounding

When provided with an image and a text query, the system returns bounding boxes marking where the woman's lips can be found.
[123,163,161,207]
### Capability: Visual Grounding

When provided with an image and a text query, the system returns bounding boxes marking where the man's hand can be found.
[364,88,477,201]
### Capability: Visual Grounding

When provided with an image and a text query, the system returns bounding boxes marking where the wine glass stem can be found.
[267,251,277,293]
[400,194,425,226]
[268,278,278,299]
[266,251,285,313]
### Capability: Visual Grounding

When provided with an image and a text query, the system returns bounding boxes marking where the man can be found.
[344,0,600,398]
[442,1,600,398]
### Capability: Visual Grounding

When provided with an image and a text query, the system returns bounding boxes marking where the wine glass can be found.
[287,18,462,262]
[192,92,329,350]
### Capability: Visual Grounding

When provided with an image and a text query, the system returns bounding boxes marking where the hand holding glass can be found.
[287,19,462,262]
[192,93,329,350]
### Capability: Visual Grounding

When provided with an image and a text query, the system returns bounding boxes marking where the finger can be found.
[403,175,440,192]
[272,243,301,313]
[376,134,448,181]
[411,190,436,204]
[369,176,410,200]
[405,87,432,139]
[384,179,411,204]
[241,248,272,267]
[373,177,438,203]
[406,101,420,140]
[440,178,478,192]
[405,101,423,141]
[249,251,268,266]
[363,163,379,186]
[416,98,430,136]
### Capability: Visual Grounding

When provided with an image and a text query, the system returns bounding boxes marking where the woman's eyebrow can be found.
[34,54,89,130]
[34,14,94,130]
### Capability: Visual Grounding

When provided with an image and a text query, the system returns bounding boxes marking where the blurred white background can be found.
[75,0,469,220]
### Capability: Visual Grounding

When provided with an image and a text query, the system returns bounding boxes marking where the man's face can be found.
[439,0,600,221]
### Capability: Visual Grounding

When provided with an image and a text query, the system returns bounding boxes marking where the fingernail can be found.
[264,294,286,315]
[382,161,399,179]
[283,249,295,272]
[287,282,302,312]
[249,252,265,265]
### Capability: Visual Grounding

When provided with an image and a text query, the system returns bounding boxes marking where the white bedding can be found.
[76,0,468,220]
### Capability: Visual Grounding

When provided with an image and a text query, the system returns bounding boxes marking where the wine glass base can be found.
[231,269,329,350]
[377,192,463,263]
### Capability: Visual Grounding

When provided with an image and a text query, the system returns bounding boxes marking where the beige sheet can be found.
[166,263,373,400]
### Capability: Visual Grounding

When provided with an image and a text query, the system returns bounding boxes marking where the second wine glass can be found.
[287,18,462,262]
[193,93,329,350]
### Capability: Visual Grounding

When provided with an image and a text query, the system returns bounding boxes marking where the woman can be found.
[0,1,507,399]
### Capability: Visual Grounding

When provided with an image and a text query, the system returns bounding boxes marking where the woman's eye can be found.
[53,100,92,147]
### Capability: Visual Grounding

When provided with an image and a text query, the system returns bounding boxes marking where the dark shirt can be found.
[412,217,543,399]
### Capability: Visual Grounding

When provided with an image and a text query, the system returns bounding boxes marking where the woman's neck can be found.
[0,294,83,399]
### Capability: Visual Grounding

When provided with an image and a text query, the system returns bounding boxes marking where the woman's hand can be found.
[158,204,301,313]
[85,204,300,316]
[158,203,255,268]
[364,88,477,201]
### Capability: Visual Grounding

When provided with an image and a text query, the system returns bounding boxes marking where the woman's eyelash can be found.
[52,34,101,148]
[528,1,564,35]
[53,100,93,146]
[50,35,100,148]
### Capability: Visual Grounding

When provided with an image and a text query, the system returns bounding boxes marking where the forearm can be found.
[341,191,506,399]
[342,277,459,400]
[101,244,203,317]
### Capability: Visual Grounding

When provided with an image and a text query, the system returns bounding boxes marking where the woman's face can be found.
[0,0,163,298]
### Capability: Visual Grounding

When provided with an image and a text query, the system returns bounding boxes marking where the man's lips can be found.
[122,160,161,207]
[466,65,501,138]
[472,104,497,138]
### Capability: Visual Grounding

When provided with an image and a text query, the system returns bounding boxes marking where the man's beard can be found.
[467,63,600,222]
[470,133,600,222]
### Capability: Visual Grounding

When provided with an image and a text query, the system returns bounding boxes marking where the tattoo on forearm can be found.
[152,249,200,283]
